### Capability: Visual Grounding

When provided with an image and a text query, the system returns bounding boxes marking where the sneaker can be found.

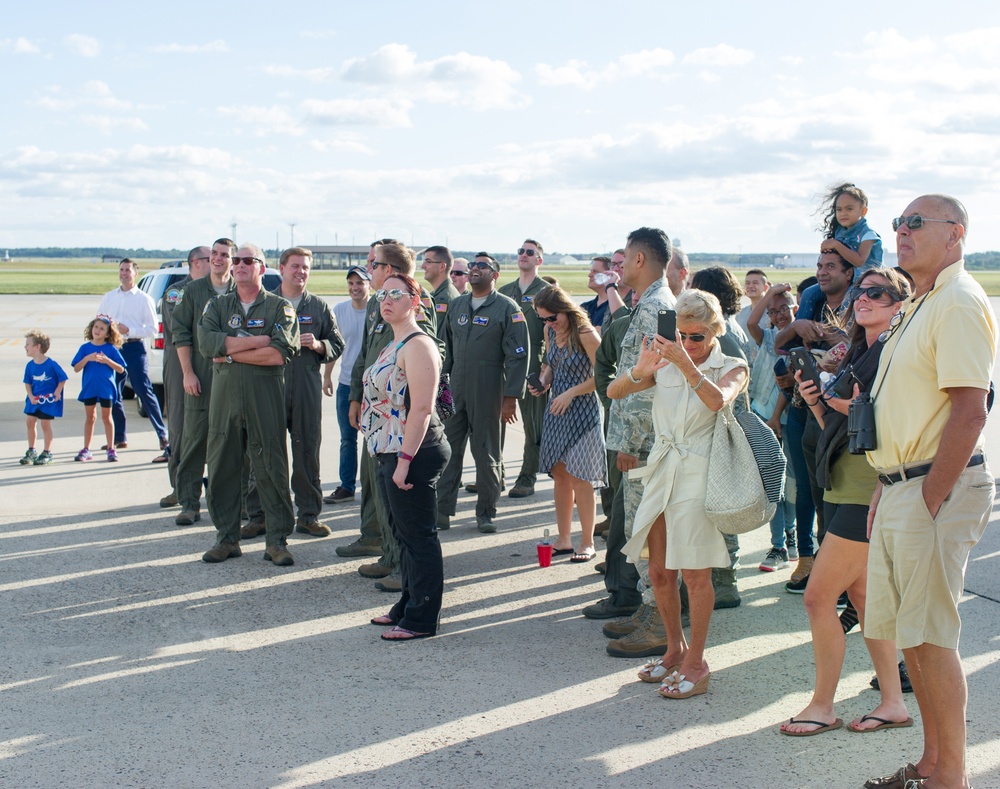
[107,448,119,462]
[786,540,799,562]
[836,592,849,610]
[784,574,809,594]
[33,450,53,466]
[758,547,789,572]
[20,448,38,465]
[840,601,859,633]
[870,661,913,693]
[74,448,93,463]
[323,486,356,504]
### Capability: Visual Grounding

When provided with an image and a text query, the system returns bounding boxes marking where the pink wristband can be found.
[398,451,415,462]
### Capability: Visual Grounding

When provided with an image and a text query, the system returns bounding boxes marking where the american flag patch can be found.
[511,312,525,323]
[436,303,447,313]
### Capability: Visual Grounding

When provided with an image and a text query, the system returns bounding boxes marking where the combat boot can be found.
[263,542,294,567]
[240,518,266,539]
[202,542,241,563]
[295,518,331,537]
[602,603,652,639]
[606,607,668,657]
[712,567,741,609]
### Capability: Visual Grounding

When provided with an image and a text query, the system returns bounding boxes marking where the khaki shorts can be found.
[865,464,993,650]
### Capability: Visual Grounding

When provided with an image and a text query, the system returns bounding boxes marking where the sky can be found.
[3,1,1000,256]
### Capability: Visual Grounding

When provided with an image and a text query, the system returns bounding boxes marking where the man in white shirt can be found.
[98,258,168,454]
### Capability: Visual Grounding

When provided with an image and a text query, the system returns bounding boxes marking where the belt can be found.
[878,453,984,486]
[124,338,143,343]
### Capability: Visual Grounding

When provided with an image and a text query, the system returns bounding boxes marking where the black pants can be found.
[377,441,451,634]
[604,471,641,607]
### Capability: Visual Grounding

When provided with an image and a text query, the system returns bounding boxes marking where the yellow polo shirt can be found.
[868,260,997,469]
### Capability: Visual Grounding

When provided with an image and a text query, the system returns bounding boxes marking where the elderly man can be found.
[158,246,210,507]
[863,196,995,789]
[243,247,344,539]
[98,258,168,456]
[198,244,299,566]
[450,258,470,294]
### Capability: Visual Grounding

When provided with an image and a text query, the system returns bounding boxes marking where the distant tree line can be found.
[7,247,187,259]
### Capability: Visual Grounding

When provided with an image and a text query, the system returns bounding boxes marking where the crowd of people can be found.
[18,189,996,788]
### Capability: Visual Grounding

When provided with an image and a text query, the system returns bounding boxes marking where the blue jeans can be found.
[336,383,358,493]
[112,340,167,444]
[768,430,797,550]
[784,404,816,557]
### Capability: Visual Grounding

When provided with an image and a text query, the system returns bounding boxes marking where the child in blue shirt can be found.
[71,315,126,462]
[21,330,68,466]
[799,183,884,319]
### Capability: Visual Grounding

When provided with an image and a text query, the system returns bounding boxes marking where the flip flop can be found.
[381,626,434,642]
[779,717,844,737]
[552,548,575,556]
[570,548,596,563]
[848,714,914,733]
[369,614,398,626]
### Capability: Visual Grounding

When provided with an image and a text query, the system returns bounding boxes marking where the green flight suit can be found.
[350,288,442,570]
[430,279,461,335]
[199,288,299,547]
[247,288,345,524]
[498,276,548,488]
[172,275,236,513]
[436,290,529,521]
[161,275,190,490]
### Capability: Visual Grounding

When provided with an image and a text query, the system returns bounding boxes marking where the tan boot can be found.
[202,542,241,563]
[240,518,267,539]
[606,607,668,657]
[264,544,295,566]
[602,603,652,639]
[790,555,815,583]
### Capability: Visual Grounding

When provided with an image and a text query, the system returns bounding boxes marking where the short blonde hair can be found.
[676,289,726,338]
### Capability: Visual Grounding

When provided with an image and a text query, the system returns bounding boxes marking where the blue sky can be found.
[3,1,1000,255]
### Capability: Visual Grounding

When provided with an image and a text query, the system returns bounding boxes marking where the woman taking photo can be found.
[779,267,912,735]
[361,273,450,641]
[611,289,749,699]
[529,285,605,562]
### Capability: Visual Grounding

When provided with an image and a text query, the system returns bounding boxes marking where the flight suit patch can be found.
[298,315,313,324]
[375,323,385,333]
[228,314,242,329]
[416,312,428,323]
[515,346,525,354]
[511,312,525,323]
[165,288,182,304]
[458,314,469,326]
[473,316,489,326]
[283,306,295,319]
[247,319,265,328]
[435,303,448,313]
[522,295,533,303]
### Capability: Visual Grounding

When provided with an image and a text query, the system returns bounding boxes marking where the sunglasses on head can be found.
[538,314,559,323]
[232,256,262,266]
[852,285,900,303]
[679,332,707,342]
[891,215,958,231]
[375,288,409,303]
[517,248,538,257]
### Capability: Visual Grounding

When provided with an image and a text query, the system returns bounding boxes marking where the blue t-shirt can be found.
[23,357,68,418]
[834,216,882,272]
[72,342,125,402]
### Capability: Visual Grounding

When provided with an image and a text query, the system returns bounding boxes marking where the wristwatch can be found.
[225,355,233,364]
[605,282,618,291]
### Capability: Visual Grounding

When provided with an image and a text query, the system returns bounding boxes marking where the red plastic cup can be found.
[537,543,553,567]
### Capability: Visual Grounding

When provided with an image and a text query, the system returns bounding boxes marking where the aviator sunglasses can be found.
[232,256,263,266]
[852,285,900,303]
[517,247,538,257]
[375,288,409,302]
[891,215,958,231]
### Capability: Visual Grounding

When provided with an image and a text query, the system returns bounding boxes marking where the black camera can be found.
[829,364,859,400]
[847,392,877,454]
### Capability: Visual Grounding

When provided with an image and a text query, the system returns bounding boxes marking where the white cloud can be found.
[64,34,100,58]
[341,43,527,110]
[944,27,1000,60]
[147,40,229,54]
[301,97,414,127]
[33,80,134,112]
[260,64,335,82]
[535,49,676,90]
[218,104,304,136]
[682,44,754,67]
[81,115,149,133]
[1,37,41,54]
[308,138,375,156]
[860,28,935,60]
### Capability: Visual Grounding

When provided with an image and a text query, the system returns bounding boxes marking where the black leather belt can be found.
[878,453,984,486]
[124,338,143,343]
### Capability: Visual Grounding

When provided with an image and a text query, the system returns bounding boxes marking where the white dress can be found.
[622,344,747,570]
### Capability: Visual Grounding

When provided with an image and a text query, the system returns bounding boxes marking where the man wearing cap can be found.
[422,245,461,335]
[437,252,529,533]
[341,242,443,589]
[323,265,371,508]
[243,247,344,540]
[171,238,237,526]
[199,243,299,566]
[498,239,548,498]
[450,258,470,294]
[158,245,210,508]
[97,258,169,455]
[863,195,996,789]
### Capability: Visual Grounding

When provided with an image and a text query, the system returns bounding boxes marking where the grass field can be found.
[3,258,1000,296]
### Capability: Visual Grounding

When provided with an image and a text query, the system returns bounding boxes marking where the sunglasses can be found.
[372,261,404,272]
[852,285,900,303]
[469,260,496,270]
[232,256,263,267]
[192,256,211,263]
[891,215,958,231]
[517,248,538,257]
[450,271,468,277]
[538,314,559,323]
[679,332,707,342]
[375,288,409,303]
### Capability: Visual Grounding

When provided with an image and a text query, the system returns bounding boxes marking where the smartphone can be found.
[789,347,824,395]
[773,358,789,377]
[526,371,544,392]
[657,309,676,342]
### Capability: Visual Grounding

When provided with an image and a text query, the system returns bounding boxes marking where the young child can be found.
[799,182,884,318]
[71,315,126,462]
[21,330,68,465]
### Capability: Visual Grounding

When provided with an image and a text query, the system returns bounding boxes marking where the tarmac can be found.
[1,295,999,789]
